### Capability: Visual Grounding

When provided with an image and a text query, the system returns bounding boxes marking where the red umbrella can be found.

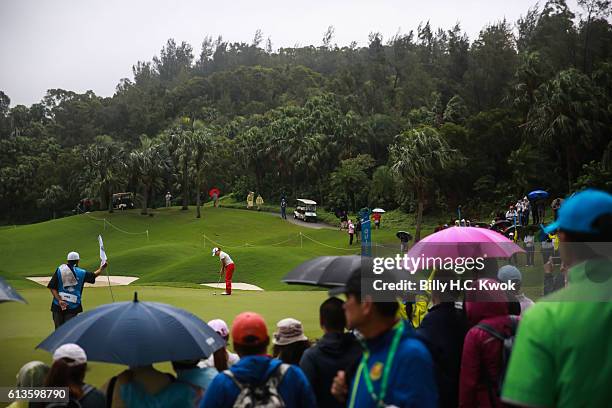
[208,188,220,198]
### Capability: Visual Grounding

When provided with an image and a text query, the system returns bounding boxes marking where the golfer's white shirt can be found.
[219,251,234,266]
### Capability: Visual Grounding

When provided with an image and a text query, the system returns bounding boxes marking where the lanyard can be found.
[349,321,404,408]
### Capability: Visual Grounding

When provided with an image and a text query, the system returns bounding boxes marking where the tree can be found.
[84,138,127,212]
[37,185,65,219]
[130,138,168,215]
[329,154,375,212]
[190,128,213,218]
[167,126,194,210]
[390,127,455,241]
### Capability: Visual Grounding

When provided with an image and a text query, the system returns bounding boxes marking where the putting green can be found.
[0,286,328,389]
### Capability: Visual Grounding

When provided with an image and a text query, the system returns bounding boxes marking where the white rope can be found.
[299,232,357,251]
[103,219,149,235]
[203,234,251,249]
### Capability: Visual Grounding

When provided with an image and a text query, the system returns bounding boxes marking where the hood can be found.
[464,278,509,326]
[317,332,356,356]
[229,355,282,384]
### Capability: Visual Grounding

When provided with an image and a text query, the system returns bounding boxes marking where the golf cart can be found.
[112,192,135,210]
[294,199,317,222]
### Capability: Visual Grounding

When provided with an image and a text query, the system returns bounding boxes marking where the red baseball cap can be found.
[232,312,269,345]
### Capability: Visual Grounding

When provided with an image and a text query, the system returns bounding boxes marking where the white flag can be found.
[98,235,107,266]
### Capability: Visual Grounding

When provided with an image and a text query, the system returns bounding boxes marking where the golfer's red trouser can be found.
[225,263,235,294]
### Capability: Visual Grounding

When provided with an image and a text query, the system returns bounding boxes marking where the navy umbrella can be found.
[528,190,549,200]
[0,277,27,304]
[37,292,224,367]
[282,255,363,288]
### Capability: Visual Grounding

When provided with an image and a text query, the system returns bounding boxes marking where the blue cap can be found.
[543,189,612,234]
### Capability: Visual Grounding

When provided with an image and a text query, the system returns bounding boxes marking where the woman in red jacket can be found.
[459,278,517,407]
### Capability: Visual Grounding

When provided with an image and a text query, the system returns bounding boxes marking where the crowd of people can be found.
[7,189,612,408]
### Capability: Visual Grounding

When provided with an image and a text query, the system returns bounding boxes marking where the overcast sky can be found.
[1,0,581,107]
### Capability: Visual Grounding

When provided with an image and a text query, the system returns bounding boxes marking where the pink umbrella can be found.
[407,227,525,262]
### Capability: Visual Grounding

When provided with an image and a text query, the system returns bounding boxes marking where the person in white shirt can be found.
[212,247,235,295]
[523,233,535,266]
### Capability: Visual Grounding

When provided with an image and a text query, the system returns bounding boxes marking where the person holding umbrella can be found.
[213,247,235,295]
[48,251,107,329]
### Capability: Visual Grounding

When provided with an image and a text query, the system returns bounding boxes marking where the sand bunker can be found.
[27,276,139,287]
[200,282,264,291]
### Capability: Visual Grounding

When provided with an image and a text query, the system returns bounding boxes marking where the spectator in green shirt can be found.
[502,189,612,407]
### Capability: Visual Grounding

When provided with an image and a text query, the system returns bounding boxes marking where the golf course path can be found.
[280,214,336,230]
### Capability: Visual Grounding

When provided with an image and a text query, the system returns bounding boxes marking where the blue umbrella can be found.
[0,277,27,304]
[37,292,224,367]
[528,190,549,200]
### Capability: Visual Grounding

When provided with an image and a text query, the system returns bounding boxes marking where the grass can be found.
[0,286,327,389]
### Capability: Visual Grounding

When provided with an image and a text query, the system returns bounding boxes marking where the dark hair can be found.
[234,338,269,357]
[372,302,399,318]
[171,359,199,371]
[67,260,78,267]
[563,214,612,243]
[272,340,311,365]
[320,297,346,332]
[212,347,229,372]
[44,359,86,399]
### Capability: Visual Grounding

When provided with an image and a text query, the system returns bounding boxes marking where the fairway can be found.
[0,285,328,389]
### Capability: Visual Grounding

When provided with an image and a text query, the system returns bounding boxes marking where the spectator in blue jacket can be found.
[200,312,316,408]
[330,270,438,408]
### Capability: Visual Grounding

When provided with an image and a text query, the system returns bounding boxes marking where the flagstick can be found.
[105,263,115,302]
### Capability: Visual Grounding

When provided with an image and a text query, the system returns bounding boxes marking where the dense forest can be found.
[1,0,612,226]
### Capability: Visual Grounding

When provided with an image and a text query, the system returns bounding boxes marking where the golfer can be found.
[48,251,108,329]
[213,247,235,296]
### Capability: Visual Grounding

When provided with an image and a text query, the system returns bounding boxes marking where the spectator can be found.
[355,218,362,243]
[523,231,535,266]
[8,361,50,408]
[502,189,612,407]
[103,364,175,408]
[522,197,530,225]
[505,206,517,222]
[551,197,563,220]
[537,200,545,224]
[201,312,316,408]
[372,212,382,229]
[38,344,105,408]
[200,319,240,371]
[272,318,311,365]
[459,279,517,408]
[329,269,437,408]
[417,268,466,408]
[340,210,348,230]
[543,258,568,295]
[165,191,172,208]
[540,236,554,264]
[300,297,361,408]
[348,219,355,245]
[246,191,254,209]
[48,251,108,329]
[280,197,288,220]
[172,360,217,405]
[497,265,534,315]
[256,194,264,211]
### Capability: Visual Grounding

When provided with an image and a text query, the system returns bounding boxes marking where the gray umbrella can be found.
[0,277,27,304]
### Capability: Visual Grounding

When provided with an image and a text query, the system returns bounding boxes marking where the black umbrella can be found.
[37,292,224,367]
[396,231,413,241]
[282,255,363,288]
[0,277,27,304]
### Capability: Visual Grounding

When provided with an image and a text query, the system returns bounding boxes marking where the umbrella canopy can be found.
[208,188,220,198]
[396,231,413,241]
[372,208,386,214]
[528,190,549,200]
[407,227,525,264]
[0,277,27,304]
[37,292,224,367]
[282,255,363,288]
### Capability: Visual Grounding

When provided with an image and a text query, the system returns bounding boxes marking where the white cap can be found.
[67,251,80,261]
[53,343,87,366]
[212,247,219,256]
[208,319,230,338]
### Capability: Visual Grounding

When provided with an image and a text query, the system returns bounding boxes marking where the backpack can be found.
[224,363,289,408]
[46,384,95,408]
[475,315,519,405]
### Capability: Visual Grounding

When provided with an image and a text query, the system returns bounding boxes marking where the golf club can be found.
[212,272,222,295]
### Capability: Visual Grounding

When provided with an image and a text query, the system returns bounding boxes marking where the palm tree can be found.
[167,127,193,210]
[37,185,65,219]
[84,139,127,212]
[390,126,455,241]
[190,129,213,218]
[130,138,168,215]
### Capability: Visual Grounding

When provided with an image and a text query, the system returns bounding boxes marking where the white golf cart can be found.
[294,199,317,222]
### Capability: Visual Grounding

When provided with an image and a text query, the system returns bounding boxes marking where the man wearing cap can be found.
[502,189,612,407]
[212,247,235,295]
[330,269,437,408]
[201,312,316,408]
[48,251,108,328]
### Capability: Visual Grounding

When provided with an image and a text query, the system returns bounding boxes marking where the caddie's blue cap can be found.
[543,189,612,235]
